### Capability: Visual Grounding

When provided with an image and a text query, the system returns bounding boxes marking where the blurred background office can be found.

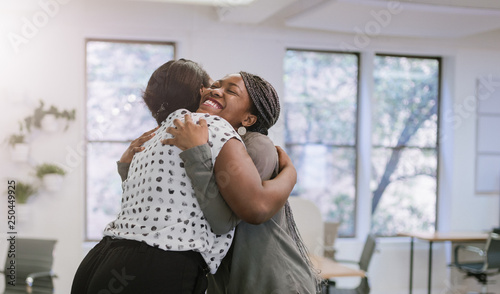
[1,0,500,293]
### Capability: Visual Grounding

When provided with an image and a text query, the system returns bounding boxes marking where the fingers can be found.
[131,126,159,147]
[137,132,155,144]
[198,118,207,128]
[276,145,292,168]
[162,138,174,145]
[275,146,287,158]
[133,146,145,153]
[143,126,160,136]
[173,118,184,129]
[166,126,178,136]
[184,114,194,124]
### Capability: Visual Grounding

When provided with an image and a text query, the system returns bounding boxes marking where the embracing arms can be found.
[165,115,296,225]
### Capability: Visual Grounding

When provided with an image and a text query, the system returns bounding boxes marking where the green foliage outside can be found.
[284,51,439,236]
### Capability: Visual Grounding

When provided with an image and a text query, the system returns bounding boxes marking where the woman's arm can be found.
[214,139,295,224]
[179,132,282,232]
[165,115,296,225]
[117,125,238,234]
[117,127,159,182]
[179,144,240,234]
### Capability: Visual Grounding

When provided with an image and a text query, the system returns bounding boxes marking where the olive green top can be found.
[117,132,317,293]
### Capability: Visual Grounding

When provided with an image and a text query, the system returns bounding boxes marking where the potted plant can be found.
[35,163,66,192]
[12,181,38,225]
[14,181,38,204]
[24,100,76,133]
[8,133,30,162]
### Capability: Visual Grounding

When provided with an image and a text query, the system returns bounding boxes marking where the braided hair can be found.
[239,71,280,135]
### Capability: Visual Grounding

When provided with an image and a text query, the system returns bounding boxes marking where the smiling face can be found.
[197,74,257,130]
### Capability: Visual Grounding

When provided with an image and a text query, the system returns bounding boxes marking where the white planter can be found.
[11,143,30,162]
[41,114,59,132]
[42,174,64,192]
[16,203,34,225]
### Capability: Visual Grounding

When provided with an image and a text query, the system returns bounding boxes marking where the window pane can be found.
[284,50,358,145]
[284,49,358,237]
[86,142,129,240]
[287,145,356,236]
[372,56,439,148]
[371,55,439,236]
[86,40,175,240]
[371,148,437,236]
[86,41,174,141]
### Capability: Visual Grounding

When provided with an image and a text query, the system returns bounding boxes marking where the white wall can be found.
[1,0,499,293]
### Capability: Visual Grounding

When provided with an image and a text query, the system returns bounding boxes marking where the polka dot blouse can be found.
[104,109,242,274]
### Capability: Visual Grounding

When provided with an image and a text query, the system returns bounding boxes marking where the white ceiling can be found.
[285,0,500,38]
[124,0,500,38]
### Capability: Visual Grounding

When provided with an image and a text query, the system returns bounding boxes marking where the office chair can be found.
[324,221,341,259]
[1,238,57,294]
[288,197,325,257]
[329,234,377,294]
[453,232,500,294]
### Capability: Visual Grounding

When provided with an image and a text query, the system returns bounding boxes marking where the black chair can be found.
[453,232,500,294]
[0,238,57,293]
[327,234,377,294]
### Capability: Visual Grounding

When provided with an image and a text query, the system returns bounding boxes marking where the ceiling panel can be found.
[374,0,500,10]
[215,0,299,23]
[285,0,500,38]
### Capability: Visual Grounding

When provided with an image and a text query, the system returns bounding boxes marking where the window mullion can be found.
[356,51,375,239]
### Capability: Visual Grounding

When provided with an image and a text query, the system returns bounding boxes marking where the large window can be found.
[85,40,175,241]
[284,50,440,237]
[371,55,440,236]
[284,50,359,237]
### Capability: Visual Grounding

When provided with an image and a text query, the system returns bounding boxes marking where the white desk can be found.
[398,232,488,294]
[310,255,365,279]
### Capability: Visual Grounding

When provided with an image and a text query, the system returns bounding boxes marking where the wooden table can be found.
[310,255,365,279]
[398,232,488,294]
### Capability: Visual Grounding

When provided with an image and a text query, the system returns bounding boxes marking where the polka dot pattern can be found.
[104,109,241,273]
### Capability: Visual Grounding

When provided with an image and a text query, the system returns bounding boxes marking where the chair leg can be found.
[321,279,336,294]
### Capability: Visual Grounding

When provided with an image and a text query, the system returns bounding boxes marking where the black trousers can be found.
[71,237,208,294]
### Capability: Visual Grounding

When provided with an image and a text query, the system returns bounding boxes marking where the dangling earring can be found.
[238,126,247,136]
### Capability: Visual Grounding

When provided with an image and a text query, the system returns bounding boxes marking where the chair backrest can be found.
[324,221,340,248]
[358,234,377,272]
[324,221,340,258]
[486,232,500,270]
[288,197,325,256]
[3,238,57,292]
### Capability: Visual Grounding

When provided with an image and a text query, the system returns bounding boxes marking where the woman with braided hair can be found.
[72,59,299,294]
[162,72,321,294]
[113,61,319,293]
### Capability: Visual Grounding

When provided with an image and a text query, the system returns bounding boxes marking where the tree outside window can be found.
[284,50,440,237]
[284,49,359,237]
[371,55,440,236]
